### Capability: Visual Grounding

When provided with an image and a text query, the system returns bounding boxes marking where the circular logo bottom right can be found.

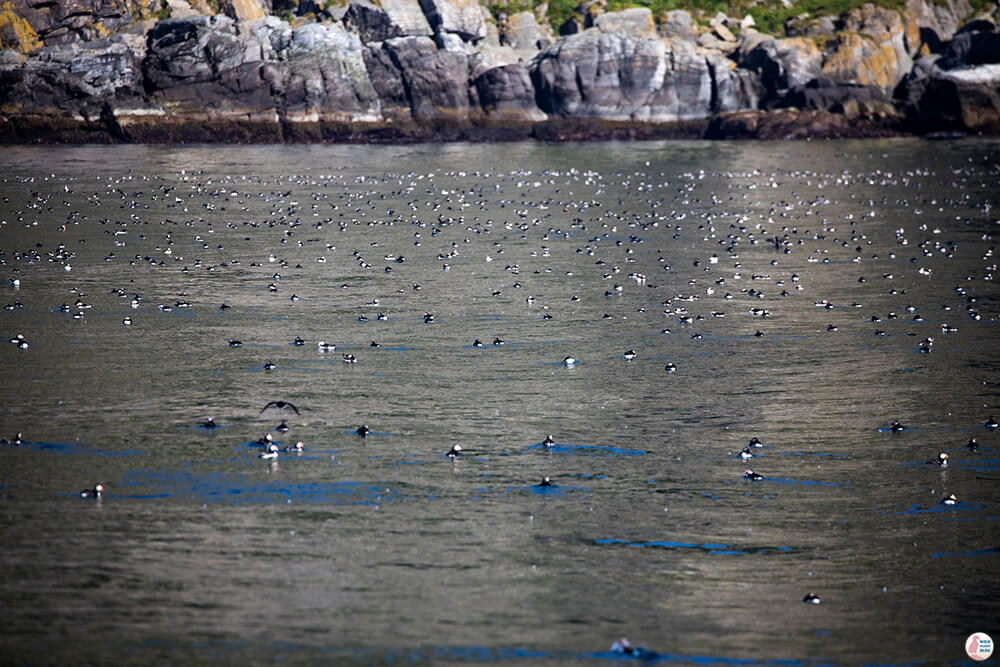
[966,633,994,662]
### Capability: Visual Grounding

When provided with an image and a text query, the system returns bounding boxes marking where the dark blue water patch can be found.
[395,458,429,465]
[593,538,795,556]
[18,439,146,457]
[120,469,409,505]
[524,442,646,456]
[484,483,590,496]
[931,547,1000,558]
[125,639,854,665]
[876,425,922,433]
[179,423,231,431]
[902,458,999,472]
[896,501,982,515]
[239,438,285,449]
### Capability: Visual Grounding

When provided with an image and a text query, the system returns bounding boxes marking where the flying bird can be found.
[260,401,300,415]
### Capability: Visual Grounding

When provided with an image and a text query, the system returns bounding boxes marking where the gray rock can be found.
[345,0,433,43]
[784,14,837,37]
[0,34,143,116]
[738,31,822,99]
[593,8,656,39]
[531,29,757,121]
[280,22,381,121]
[364,35,470,120]
[499,11,552,53]
[141,14,381,120]
[417,0,486,42]
[939,20,1000,68]
[697,31,738,54]
[905,0,973,45]
[7,0,154,46]
[899,57,1000,133]
[472,63,546,119]
[780,77,898,120]
[143,16,241,93]
[659,10,695,41]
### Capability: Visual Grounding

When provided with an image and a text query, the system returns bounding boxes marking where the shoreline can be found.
[0,110,948,144]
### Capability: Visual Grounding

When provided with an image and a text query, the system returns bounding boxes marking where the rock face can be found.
[345,0,433,44]
[1,0,999,141]
[904,0,973,46]
[822,4,913,91]
[738,32,823,100]
[896,19,1000,135]
[139,14,380,122]
[364,35,469,121]
[0,30,146,117]
[7,0,155,46]
[531,11,759,122]
[418,0,485,41]
[498,11,552,54]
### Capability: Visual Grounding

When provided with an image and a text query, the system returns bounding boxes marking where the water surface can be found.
[1,140,998,665]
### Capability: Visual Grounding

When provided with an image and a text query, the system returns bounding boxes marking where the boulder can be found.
[344,0,433,43]
[784,14,838,38]
[738,31,822,99]
[906,63,1000,133]
[823,3,913,91]
[593,8,656,39]
[417,0,486,42]
[471,62,545,119]
[779,77,898,120]
[531,28,758,121]
[904,0,973,46]
[498,10,553,53]
[938,19,1000,68]
[897,36,1000,134]
[658,10,695,41]
[220,0,267,22]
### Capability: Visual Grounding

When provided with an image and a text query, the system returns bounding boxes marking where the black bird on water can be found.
[261,401,300,415]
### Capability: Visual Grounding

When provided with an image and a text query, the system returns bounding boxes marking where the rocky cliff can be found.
[1,0,998,141]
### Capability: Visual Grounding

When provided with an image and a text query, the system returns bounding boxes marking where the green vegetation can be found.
[546,0,579,30]
[965,0,993,13]
[492,0,913,36]
[151,0,171,21]
[747,0,904,35]
[487,0,535,22]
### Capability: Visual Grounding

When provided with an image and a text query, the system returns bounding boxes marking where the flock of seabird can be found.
[2,153,998,624]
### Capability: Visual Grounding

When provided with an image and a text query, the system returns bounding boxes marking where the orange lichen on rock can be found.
[0,2,42,53]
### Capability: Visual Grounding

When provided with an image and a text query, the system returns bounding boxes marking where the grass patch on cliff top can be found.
[509,0,911,35]
[748,0,905,34]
